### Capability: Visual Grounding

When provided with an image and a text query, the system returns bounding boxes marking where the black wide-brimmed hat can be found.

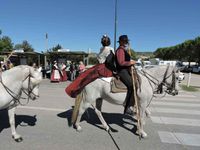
[118,35,129,43]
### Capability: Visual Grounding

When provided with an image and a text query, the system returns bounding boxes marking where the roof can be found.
[46,51,88,55]
[0,51,42,55]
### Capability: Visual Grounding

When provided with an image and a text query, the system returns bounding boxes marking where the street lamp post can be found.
[114,0,118,51]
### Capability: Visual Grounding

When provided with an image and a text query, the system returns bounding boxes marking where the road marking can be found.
[159,131,200,147]
[18,106,66,112]
[154,99,200,103]
[150,107,200,115]
[166,94,196,98]
[152,102,200,107]
[151,116,200,127]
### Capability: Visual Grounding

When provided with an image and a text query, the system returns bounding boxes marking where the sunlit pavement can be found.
[0,77,200,150]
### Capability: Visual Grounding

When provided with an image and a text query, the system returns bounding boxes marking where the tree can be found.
[129,48,137,60]
[14,40,34,52]
[22,40,34,52]
[51,44,62,52]
[0,36,13,52]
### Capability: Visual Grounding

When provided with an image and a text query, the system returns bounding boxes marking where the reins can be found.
[0,69,37,106]
[140,66,176,107]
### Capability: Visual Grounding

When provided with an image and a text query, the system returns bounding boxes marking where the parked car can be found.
[135,62,142,70]
[182,65,193,73]
[192,66,200,73]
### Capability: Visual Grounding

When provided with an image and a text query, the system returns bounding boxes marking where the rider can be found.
[65,35,115,98]
[115,35,136,115]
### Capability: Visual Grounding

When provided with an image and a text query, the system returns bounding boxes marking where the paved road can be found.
[181,72,200,88]
[0,76,200,150]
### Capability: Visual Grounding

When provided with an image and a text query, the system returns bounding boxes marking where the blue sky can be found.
[1,0,200,53]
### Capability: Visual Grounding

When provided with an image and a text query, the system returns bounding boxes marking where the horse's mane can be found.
[142,65,175,78]
[2,65,32,75]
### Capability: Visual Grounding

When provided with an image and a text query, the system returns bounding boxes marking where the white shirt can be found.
[97,46,114,64]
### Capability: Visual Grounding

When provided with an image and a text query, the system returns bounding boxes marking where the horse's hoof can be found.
[141,132,148,138]
[76,126,82,132]
[13,136,23,142]
[105,127,110,132]
[104,126,110,132]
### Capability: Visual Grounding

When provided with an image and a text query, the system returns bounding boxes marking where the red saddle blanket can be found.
[65,63,113,98]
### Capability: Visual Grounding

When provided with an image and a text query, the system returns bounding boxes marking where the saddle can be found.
[110,69,141,93]
[110,77,127,93]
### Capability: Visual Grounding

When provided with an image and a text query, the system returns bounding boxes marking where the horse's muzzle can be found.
[172,90,178,96]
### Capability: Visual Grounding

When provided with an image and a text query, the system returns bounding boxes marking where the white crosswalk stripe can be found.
[150,107,200,115]
[150,92,200,147]
[158,131,200,147]
[151,116,200,127]
[152,101,200,107]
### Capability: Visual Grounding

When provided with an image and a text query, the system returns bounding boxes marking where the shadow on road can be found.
[57,107,138,135]
[0,109,37,133]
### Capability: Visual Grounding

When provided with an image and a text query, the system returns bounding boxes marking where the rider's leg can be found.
[117,69,135,115]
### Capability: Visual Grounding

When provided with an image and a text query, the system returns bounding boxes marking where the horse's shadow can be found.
[57,107,138,135]
[0,109,37,133]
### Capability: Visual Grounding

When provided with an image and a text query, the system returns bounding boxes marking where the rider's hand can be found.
[130,60,136,65]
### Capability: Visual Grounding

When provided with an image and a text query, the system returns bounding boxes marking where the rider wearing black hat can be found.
[115,35,136,115]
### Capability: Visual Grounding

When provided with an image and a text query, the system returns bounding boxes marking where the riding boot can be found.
[123,94,135,115]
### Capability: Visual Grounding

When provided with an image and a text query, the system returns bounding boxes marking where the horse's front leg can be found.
[8,107,23,142]
[138,104,148,138]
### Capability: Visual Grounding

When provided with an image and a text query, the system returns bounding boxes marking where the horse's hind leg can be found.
[96,98,103,111]
[145,107,151,118]
[8,107,23,142]
[74,102,90,132]
[92,105,109,131]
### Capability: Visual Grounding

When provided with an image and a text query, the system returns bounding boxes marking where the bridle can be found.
[140,65,177,96]
[21,71,40,100]
[0,69,39,106]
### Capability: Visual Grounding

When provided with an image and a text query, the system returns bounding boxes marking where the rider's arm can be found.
[116,48,135,66]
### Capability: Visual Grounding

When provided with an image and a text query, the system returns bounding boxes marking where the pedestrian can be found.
[70,62,76,81]
[61,62,67,81]
[78,61,86,74]
[115,35,136,115]
[50,61,61,82]
[65,35,115,98]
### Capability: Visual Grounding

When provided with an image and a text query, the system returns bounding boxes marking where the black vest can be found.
[115,47,131,71]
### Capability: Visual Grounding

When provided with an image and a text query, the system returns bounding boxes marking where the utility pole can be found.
[114,0,118,51]
[44,33,48,67]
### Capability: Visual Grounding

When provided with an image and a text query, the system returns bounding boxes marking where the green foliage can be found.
[89,57,98,65]
[154,36,200,63]
[51,44,62,52]
[129,48,137,60]
[0,36,13,52]
[180,84,199,92]
[14,40,34,52]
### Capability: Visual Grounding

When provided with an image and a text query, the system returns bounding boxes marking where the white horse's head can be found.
[157,66,179,96]
[144,65,179,96]
[22,66,42,100]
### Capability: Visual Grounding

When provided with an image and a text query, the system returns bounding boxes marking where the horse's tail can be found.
[70,92,83,126]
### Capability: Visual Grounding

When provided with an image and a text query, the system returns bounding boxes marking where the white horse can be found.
[71,65,179,138]
[0,65,42,142]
